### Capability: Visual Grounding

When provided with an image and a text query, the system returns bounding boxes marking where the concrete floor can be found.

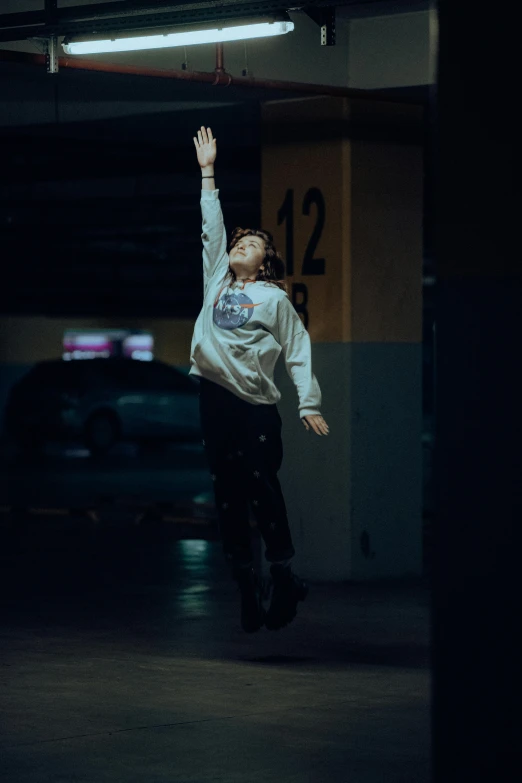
[0,520,430,783]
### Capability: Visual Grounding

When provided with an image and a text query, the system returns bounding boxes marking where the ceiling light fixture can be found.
[62,16,294,55]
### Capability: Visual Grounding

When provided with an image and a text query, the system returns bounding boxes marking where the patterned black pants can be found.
[198,377,295,568]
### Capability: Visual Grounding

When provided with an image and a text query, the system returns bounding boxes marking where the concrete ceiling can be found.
[0,1,430,318]
[0,1,429,77]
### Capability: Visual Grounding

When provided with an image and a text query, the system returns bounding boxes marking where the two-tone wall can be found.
[262,96,423,580]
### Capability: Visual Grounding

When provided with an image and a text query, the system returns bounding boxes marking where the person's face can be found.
[229,235,266,280]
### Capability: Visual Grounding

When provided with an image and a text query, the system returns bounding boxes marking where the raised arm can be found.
[194,125,216,191]
[193,126,228,289]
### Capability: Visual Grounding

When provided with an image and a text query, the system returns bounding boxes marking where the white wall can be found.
[348,11,430,89]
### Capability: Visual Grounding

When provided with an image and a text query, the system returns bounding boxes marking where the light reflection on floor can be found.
[176,540,213,615]
[179,539,210,560]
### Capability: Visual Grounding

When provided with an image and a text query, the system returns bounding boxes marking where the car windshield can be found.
[26,361,91,391]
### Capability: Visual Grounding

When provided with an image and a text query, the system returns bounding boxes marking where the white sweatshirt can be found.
[189,189,322,419]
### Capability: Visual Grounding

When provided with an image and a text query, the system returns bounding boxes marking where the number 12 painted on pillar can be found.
[277,187,326,330]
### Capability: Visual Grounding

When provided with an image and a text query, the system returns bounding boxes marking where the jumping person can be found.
[190,126,329,633]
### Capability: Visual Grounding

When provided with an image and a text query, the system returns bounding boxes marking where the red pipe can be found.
[0,48,420,104]
[212,42,231,86]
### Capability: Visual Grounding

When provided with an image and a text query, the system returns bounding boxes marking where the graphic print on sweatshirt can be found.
[213,289,262,331]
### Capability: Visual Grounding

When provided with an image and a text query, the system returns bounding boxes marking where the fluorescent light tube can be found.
[62,20,294,55]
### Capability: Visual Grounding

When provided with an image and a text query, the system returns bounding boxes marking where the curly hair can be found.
[226,227,288,294]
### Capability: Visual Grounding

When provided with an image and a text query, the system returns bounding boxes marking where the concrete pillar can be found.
[432,2,520,777]
[261,95,423,580]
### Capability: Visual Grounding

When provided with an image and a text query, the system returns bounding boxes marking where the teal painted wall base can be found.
[271,341,422,581]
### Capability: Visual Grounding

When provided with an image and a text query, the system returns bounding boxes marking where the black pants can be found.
[198,377,295,568]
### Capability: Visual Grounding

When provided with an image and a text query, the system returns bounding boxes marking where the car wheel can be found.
[85,411,120,456]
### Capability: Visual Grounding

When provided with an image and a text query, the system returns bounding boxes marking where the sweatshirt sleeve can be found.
[277,296,322,419]
[201,189,228,295]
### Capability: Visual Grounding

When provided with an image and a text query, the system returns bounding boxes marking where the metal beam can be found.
[303,6,336,45]
[0,1,301,43]
[0,1,297,29]
[0,2,212,28]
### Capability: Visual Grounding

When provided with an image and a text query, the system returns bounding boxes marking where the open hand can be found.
[193,126,217,168]
[302,414,329,436]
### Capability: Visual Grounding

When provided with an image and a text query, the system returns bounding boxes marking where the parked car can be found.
[4,357,202,455]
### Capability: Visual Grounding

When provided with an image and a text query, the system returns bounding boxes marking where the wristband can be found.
[202,175,214,179]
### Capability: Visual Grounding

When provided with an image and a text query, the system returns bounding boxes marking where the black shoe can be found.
[265,564,308,631]
[233,566,266,633]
